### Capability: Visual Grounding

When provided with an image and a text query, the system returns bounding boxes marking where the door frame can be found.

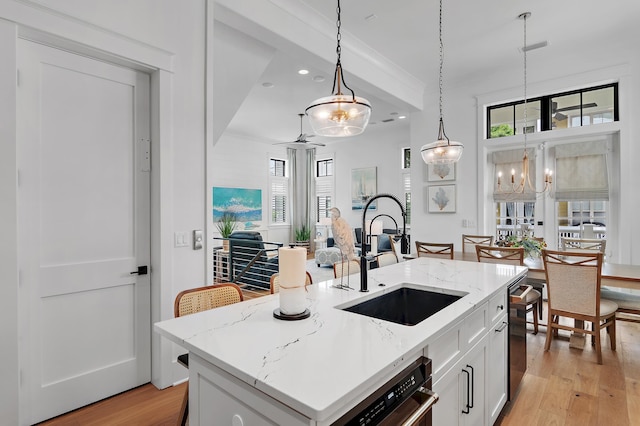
[2,19,178,424]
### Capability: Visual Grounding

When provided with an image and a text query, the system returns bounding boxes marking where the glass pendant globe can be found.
[420,139,464,165]
[305,94,371,137]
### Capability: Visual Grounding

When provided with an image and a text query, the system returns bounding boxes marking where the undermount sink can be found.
[340,285,467,326]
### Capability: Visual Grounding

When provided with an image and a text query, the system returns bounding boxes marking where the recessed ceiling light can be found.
[381,118,395,123]
[262,82,274,88]
[398,115,406,120]
[298,69,309,75]
[312,75,325,83]
[390,112,399,116]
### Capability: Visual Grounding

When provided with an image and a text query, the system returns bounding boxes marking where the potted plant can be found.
[216,211,237,251]
[294,224,311,252]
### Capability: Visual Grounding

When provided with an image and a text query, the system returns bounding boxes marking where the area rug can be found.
[305,259,336,283]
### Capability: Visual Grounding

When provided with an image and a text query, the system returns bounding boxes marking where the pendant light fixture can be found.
[496,12,552,196]
[421,0,463,165]
[305,0,371,137]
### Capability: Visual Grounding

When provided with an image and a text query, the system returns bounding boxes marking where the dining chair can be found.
[560,237,606,254]
[333,260,361,278]
[415,241,454,259]
[270,271,313,294]
[541,249,617,364]
[476,245,541,334]
[173,283,244,426]
[375,252,398,268]
[462,234,494,254]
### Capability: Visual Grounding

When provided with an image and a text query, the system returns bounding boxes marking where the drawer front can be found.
[462,302,488,347]
[427,320,462,382]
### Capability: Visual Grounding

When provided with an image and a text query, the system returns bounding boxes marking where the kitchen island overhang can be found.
[154,257,527,423]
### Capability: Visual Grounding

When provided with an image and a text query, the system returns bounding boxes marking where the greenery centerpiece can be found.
[499,234,546,258]
[216,211,237,250]
[294,224,312,253]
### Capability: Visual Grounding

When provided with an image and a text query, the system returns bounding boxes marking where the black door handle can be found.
[130,266,148,275]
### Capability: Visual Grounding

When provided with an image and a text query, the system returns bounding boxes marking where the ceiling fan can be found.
[274,113,326,147]
[552,101,598,121]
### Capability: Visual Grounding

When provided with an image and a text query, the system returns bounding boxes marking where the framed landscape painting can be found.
[212,187,262,228]
[428,184,456,213]
[351,167,377,210]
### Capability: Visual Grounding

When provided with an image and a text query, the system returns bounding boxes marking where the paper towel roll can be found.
[278,246,307,315]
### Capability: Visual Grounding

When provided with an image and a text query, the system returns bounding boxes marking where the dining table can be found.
[404,251,640,349]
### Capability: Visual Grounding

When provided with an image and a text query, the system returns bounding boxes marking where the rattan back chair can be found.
[270,272,313,294]
[174,283,244,317]
[462,234,494,253]
[173,283,244,425]
[415,241,454,259]
[542,249,617,364]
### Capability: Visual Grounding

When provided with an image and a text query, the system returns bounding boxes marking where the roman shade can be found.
[553,140,610,201]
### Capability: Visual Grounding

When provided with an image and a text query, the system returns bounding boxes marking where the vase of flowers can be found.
[216,211,237,251]
[499,235,546,258]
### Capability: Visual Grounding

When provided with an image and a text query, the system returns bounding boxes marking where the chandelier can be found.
[305,0,371,137]
[421,0,463,165]
[497,12,552,196]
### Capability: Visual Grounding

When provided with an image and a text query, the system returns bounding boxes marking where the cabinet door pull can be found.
[466,364,475,409]
[495,321,508,332]
[461,368,470,414]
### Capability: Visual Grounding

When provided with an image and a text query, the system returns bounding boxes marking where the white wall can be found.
[210,133,290,243]
[0,1,208,422]
[315,124,411,233]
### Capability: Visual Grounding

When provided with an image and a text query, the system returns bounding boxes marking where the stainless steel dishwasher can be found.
[333,357,439,426]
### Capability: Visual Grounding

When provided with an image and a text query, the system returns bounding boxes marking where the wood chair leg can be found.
[544,317,554,351]
[595,328,603,365]
[533,303,539,335]
[609,318,617,351]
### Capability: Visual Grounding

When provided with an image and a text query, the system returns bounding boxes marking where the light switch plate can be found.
[193,230,203,250]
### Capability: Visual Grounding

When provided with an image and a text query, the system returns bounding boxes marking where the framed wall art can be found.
[426,162,456,182]
[351,167,377,210]
[428,184,456,213]
[212,187,262,228]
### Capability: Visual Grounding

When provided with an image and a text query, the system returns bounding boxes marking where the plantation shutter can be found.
[271,180,287,223]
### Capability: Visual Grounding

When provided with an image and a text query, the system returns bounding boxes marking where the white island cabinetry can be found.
[154,257,524,425]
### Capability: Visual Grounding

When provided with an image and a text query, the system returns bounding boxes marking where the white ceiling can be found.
[222,0,640,145]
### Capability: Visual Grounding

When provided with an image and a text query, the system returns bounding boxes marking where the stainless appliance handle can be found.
[399,388,439,426]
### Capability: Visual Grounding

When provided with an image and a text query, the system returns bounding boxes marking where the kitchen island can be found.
[155,257,527,425]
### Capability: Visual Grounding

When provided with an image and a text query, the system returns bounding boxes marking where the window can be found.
[487,83,618,139]
[317,159,333,177]
[402,171,411,225]
[553,139,610,241]
[269,158,288,224]
[402,147,411,169]
[496,201,537,240]
[316,157,334,220]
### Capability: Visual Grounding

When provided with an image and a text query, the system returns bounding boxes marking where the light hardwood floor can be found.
[37,312,639,426]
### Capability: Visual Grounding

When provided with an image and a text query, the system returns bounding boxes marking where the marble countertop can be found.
[154,257,527,422]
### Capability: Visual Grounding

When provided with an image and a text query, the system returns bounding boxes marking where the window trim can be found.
[486,83,618,139]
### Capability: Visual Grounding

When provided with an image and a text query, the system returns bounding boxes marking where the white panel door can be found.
[17,39,151,424]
